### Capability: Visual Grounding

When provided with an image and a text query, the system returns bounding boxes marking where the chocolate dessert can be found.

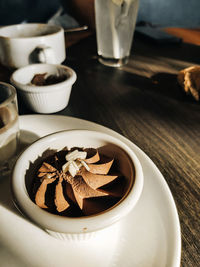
[30,72,67,86]
[30,147,129,217]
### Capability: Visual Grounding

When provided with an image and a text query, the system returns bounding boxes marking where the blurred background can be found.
[0,0,200,29]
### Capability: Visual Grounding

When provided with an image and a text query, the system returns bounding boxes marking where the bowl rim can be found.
[10,64,77,92]
[0,23,64,39]
[11,129,143,234]
[0,82,16,108]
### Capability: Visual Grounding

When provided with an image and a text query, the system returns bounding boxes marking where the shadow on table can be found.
[119,69,198,103]
[151,72,197,102]
[112,71,199,127]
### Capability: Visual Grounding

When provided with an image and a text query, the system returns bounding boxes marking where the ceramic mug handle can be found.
[36,46,56,64]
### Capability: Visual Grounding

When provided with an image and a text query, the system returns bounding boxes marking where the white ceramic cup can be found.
[0,23,66,69]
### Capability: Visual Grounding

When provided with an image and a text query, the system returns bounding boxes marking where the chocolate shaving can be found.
[84,149,100,164]
[38,162,57,173]
[70,176,108,209]
[38,172,56,178]
[55,176,69,212]
[35,178,56,209]
[87,159,114,175]
[81,168,118,189]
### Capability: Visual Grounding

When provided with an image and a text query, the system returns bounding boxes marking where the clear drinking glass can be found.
[0,82,19,176]
[95,0,140,67]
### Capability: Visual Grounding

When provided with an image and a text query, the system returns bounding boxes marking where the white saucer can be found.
[0,115,181,267]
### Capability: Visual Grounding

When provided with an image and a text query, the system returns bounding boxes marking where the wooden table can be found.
[1,31,200,266]
[59,33,199,266]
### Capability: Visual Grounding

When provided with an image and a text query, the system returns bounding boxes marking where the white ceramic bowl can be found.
[10,64,77,114]
[11,130,143,240]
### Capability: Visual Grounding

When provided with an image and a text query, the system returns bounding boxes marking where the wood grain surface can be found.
[6,32,200,266]
[63,35,199,267]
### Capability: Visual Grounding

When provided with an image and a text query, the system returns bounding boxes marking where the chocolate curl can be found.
[55,176,70,212]
[81,168,118,189]
[84,149,100,164]
[35,178,56,209]
[71,176,108,209]
[38,162,57,173]
[87,159,114,175]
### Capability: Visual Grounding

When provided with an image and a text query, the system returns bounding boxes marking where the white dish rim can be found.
[18,114,182,267]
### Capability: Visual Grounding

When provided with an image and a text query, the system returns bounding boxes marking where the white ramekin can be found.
[10,63,76,114]
[11,130,143,240]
